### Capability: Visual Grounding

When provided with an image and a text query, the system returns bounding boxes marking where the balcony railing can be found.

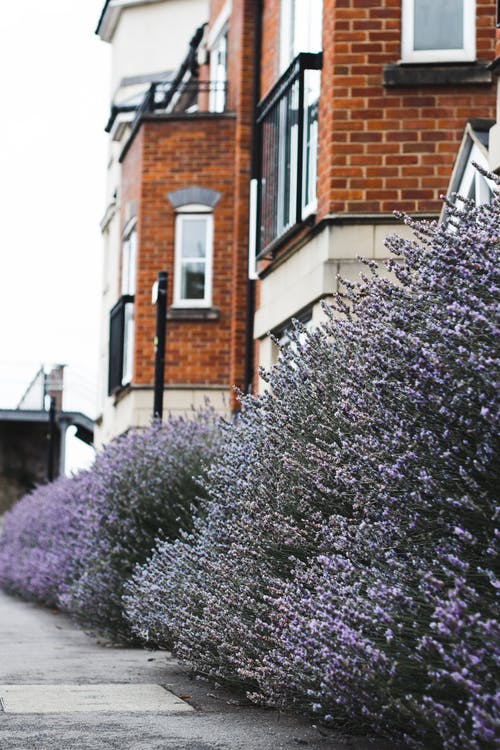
[255,52,322,256]
[117,23,229,149]
[132,77,228,127]
[130,24,225,126]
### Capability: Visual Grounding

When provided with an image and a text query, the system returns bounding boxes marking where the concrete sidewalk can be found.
[0,589,398,750]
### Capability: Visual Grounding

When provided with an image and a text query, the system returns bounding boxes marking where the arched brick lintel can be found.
[166,186,222,209]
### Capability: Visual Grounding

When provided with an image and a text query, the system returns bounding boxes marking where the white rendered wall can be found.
[255,221,417,384]
[109,0,208,93]
[94,386,230,448]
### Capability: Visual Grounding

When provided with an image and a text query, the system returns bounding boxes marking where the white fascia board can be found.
[100,201,117,232]
[98,0,166,42]
[110,111,135,142]
[447,123,489,198]
[206,0,232,48]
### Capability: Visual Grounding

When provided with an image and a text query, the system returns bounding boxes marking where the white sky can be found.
[0,1,111,471]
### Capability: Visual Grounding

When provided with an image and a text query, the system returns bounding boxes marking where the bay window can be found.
[256,53,322,256]
[252,1,323,257]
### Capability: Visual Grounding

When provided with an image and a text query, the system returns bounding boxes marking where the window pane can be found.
[260,78,300,249]
[414,0,463,51]
[122,302,134,385]
[121,230,137,295]
[278,82,299,233]
[182,261,205,299]
[302,69,320,211]
[209,32,227,112]
[293,0,322,58]
[181,219,207,258]
[281,0,323,70]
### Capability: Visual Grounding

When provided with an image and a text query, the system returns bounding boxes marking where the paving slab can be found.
[0,684,193,714]
[0,589,401,750]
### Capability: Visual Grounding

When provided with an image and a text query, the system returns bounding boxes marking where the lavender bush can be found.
[0,409,221,641]
[126,191,499,747]
[0,473,91,606]
[254,195,500,748]
[59,411,222,639]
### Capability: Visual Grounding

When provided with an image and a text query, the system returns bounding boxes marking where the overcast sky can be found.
[0,1,111,469]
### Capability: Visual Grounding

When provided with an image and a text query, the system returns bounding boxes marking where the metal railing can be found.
[130,22,227,128]
[256,52,322,256]
[132,78,227,129]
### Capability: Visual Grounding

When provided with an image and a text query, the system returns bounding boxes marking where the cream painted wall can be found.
[254,221,416,339]
[94,386,231,447]
[109,0,208,93]
[255,221,417,382]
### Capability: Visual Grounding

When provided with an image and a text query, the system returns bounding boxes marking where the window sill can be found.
[383,62,492,88]
[257,214,316,261]
[489,56,500,74]
[111,382,132,405]
[167,306,220,321]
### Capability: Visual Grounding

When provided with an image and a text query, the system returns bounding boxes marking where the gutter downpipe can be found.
[243,0,263,395]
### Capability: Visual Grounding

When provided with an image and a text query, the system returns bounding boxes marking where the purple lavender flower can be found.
[127,187,499,747]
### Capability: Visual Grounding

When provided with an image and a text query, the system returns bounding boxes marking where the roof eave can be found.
[96,1,121,42]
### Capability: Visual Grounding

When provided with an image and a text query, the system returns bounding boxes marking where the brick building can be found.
[95,1,497,443]
[252,0,497,374]
[95,0,210,445]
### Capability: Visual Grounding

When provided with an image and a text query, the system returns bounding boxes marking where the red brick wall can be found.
[121,115,237,387]
[120,2,496,402]
[259,0,497,220]
[260,0,280,97]
[120,126,143,300]
[209,0,227,20]
[318,0,497,216]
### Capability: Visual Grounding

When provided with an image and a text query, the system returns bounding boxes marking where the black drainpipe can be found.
[243,0,263,395]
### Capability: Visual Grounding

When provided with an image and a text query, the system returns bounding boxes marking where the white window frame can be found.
[276,83,299,235]
[401,0,476,63]
[120,218,137,386]
[121,218,137,296]
[302,69,320,219]
[209,28,228,113]
[173,205,214,308]
[279,0,323,73]
[248,179,258,279]
[122,300,134,386]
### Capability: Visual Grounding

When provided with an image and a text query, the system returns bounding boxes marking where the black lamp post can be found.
[153,271,168,421]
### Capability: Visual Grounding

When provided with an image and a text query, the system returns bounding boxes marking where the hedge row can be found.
[1,193,498,748]
[0,411,221,639]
